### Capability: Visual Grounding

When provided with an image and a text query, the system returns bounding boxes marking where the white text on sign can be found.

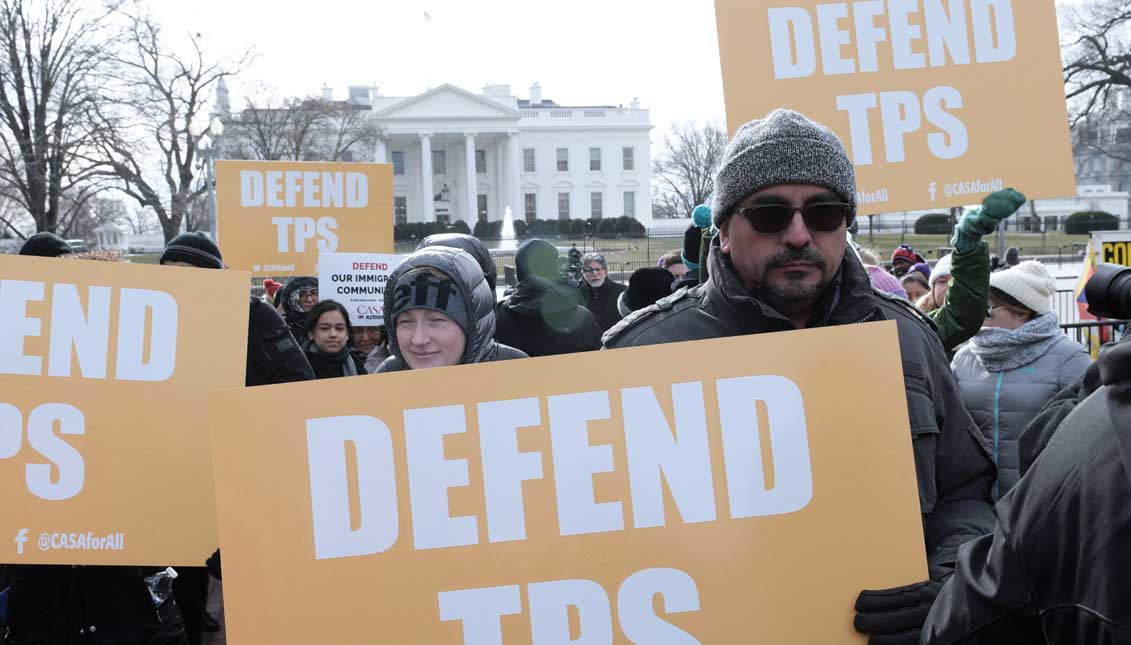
[304,376,812,559]
[0,280,180,501]
[239,170,369,254]
[768,0,1017,165]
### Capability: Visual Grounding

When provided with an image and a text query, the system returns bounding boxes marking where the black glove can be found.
[206,548,222,580]
[854,578,944,644]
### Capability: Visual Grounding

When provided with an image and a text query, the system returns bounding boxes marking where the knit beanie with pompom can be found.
[989,260,1056,315]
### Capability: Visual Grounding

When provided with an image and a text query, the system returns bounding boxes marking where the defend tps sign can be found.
[318,253,405,326]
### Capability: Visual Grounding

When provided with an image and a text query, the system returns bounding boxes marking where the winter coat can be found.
[275,277,318,342]
[245,297,314,387]
[604,238,997,577]
[376,247,528,373]
[416,233,498,295]
[927,244,990,354]
[952,333,1091,497]
[495,280,603,358]
[4,566,188,645]
[580,279,627,332]
[922,333,1131,644]
[362,344,391,374]
[302,342,366,379]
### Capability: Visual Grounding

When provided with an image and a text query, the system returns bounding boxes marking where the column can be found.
[419,133,434,223]
[374,138,388,163]
[506,132,522,222]
[494,138,505,221]
[464,133,477,224]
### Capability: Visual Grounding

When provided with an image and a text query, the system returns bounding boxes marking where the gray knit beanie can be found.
[712,109,857,226]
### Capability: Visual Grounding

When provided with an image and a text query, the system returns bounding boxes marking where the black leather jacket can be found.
[605,240,997,576]
[922,334,1131,643]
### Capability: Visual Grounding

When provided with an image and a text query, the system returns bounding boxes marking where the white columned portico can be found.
[494,138,505,221]
[464,133,477,224]
[374,138,388,163]
[419,133,434,222]
[506,131,521,220]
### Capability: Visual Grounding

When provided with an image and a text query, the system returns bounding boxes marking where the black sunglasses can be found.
[732,201,854,235]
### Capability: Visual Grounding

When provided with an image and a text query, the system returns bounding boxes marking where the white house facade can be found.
[346,82,652,225]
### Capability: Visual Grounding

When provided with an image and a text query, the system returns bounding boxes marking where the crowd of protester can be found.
[2,107,1127,645]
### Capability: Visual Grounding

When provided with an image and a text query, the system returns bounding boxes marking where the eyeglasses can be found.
[986,305,1004,319]
[732,202,854,235]
[581,266,605,274]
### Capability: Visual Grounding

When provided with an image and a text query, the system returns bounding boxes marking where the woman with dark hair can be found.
[303,299,367,379]
[951,261,1091,498]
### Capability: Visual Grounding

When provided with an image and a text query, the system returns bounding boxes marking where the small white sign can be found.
[318,253,405,326]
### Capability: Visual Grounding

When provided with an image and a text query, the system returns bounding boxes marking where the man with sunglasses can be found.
[604,109,996,645]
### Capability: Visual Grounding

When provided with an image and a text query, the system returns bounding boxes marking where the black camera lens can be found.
[1085,263,1131,320]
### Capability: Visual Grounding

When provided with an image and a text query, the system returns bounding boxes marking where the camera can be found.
[1085,263,1131,320]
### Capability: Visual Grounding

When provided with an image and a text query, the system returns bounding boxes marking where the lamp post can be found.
[190,117,225,239]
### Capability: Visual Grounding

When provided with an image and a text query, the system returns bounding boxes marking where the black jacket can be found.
[376,247,528,372]
[4,566,187,645]
[246,297,314,386]
[605,240,996,576]
[302,342,366,379]
[495,280,602,358]
[922,334,1131,643]
[580,279,627,332]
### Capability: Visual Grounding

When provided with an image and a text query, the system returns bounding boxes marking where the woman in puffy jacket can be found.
[376,246,527,372]
[951,261,1091,498]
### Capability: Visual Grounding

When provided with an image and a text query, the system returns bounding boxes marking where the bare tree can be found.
[1063,0,1131,125]
[652,120,727,219]
[317,102,381,162]
[224,93,381,162]
[224,94,324,161]
[99,7,250,242]
[0,0,117,237]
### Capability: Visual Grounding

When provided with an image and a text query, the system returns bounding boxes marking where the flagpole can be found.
[424,11,432,90]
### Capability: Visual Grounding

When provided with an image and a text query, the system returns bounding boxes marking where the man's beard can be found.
[758,247,833,307]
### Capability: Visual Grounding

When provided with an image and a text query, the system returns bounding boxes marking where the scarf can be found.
[303,342,359,379]
[970,312,1062,372]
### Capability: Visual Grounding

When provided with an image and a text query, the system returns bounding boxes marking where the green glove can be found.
[951,188,1027,253]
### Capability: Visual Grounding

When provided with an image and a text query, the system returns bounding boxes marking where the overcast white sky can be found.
[150,0,729,137]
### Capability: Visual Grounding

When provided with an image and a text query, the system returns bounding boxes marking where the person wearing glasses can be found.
[950,261,1091,499]
[579,252,627,332]
[604,109,997,645]
[275,276,320,342]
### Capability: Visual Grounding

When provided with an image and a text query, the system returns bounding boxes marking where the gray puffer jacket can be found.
[605,239,997,577]
[952,333,1091,497]
[376,247,527,372]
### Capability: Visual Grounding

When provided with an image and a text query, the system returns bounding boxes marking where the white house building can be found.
[316,82,653,225]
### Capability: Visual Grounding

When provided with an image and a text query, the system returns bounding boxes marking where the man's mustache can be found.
[764,247,828,270]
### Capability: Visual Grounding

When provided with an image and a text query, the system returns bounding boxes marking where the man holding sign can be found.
[605,109,996,643]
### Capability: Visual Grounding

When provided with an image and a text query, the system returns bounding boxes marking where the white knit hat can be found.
[989,260,1056,314]
[929,253,953,288]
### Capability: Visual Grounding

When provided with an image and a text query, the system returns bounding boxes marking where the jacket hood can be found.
[277,276,318,326]
[383,246,497,367]
[705,235,877,329]
[417,233,497,294]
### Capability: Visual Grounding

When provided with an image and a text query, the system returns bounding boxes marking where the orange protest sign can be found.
[0,256,248,565]
[216,160,394,276]
[714,0,1075,212]
[209,322,926,643]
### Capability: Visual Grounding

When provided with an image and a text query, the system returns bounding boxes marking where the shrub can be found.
[512,220,527,237]
[625,219,647,237]
[914,213,953,235]
[450,220,471,235]
[472,220,490,239]
[1064,211,1119,235]
[597,218,619,236]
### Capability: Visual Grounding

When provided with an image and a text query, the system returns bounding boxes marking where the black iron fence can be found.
[1060,320,1127,356]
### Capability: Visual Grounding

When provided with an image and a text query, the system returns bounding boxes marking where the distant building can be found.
[1073,88,1131,193]
[220,82,653,225]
